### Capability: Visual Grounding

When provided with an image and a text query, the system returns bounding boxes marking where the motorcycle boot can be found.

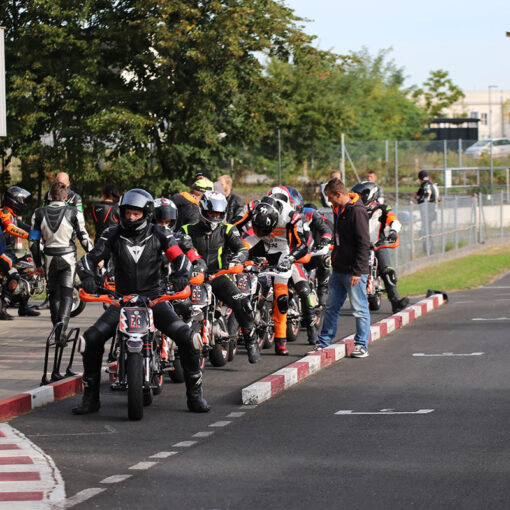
[306,325,318,345]
[294,281,317,328]
[317,283,329,307]
[274,337,289,356]
[243,327,261,364]
[184,370,210,413]
[391,297,409,313]
[36,296,50,310]
[0,300,13,321]
[72,377,100,415]
[18,296,40,317]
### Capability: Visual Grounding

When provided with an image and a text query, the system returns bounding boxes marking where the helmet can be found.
[252,196,281,236]
[199,191,228,230]
[286,187,304,212]
[191,178,214,194]
[119,188,154,235]
[154,198,178,230]
[351,181,380,207]
[268,186,291,205]
[2,186,31,215]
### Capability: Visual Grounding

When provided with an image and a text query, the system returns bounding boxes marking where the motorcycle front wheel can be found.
[168,357,185,384]
[126,353,144,421]
[70,285,86,318]
[209,343,228,367]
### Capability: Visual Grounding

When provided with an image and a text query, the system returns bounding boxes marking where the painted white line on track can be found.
[208,421,231,427]
[495,298,510,301]
[335,409,434,415]
[455,301,474,304]
[149,451,178,459]
[472,317,510,321]
[172,441,197,448]
[129,461,158,471]
[239,405,258,410]
[413,352,484,357]
[100,474,132,484]
[192,431,214,438]
[227,412,245,418]
[66,488,106,508]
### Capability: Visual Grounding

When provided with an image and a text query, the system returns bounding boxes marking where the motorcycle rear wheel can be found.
[209,343,228,367]
[286,321,300,342]
[168,357,185,384]
[127,354,144,421]
[368,294,382,311]
[70,286,86,318]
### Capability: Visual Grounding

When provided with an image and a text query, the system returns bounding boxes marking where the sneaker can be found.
[351,344,369,358]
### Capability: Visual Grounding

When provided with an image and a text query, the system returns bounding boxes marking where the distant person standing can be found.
[366,170,384,204]
[415,170,439,255]
[216,175,245,223]
[172,178,214,231]
[43,172,83,211]
[316,178,371,358]
[91,184,121,237]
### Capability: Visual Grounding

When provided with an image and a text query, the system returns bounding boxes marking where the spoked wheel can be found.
[126,353,144,421]
[209,342,228,367]
[286,320,300,342]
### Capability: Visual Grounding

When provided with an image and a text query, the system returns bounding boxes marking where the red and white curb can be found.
[0,365,115,423]
[0,423,65,508]
[242,294,446,405]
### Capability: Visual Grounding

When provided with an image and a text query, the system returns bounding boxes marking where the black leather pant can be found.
[46,255,75,330]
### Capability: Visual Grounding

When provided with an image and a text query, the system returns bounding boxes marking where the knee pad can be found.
[323,255,332,268]
[294,280,311,299]
[276,294,289,314]
[7,273,19,292]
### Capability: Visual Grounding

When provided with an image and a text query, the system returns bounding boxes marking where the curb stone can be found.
[241,294,445,405]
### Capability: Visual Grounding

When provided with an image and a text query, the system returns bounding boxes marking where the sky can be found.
[284,0,510,93]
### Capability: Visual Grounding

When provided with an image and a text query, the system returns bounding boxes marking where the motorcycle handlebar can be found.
[374,238,399,251]
[208,264,244,281]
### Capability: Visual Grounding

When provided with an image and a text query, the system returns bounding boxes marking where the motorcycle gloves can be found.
[172,277,189,292]
[81,276,97,295]
[387,230,398,243]
[277,255,294,272]
[192,258,207,275]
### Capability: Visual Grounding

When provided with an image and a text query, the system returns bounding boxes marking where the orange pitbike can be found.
[79,287,191,421]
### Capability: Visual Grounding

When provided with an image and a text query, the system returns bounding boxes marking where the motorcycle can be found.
[367,237,399,311]
[79,287,191,421]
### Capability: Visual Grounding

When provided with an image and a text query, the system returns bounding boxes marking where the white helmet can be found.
[199,191,228,230]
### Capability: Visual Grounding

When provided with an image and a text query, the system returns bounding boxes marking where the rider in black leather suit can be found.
[73,189,209,415]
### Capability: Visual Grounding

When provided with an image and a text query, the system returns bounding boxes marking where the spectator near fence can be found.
[415,170,440,255]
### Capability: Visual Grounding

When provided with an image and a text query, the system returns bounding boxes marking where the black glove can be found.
[387,230,398,243]
[81,276,97,294]
[316,239,331,250]
[192,258,207,274]
[171,276,189,292]
[229,258,243,269]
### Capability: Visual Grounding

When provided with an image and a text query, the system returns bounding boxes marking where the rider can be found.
[29,182,94,340]
[287,187,333,307]
[351,181,409,313]
[91,183,121,237]
[74,189,209,415]
[181,191,261,364]
[172,178,214,231]
[0,186,40,319]
[235,189,308,355]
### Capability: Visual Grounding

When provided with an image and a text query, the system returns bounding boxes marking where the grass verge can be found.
[398,244,510,296]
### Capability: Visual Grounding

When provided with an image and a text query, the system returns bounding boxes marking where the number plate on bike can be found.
[235,273,257,294]
[190,285,209,306]
[120,307,152,334]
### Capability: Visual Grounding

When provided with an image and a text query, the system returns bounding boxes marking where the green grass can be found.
[398,244,510,296]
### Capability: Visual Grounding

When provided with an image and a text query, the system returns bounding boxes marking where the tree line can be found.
[0,0,464,203]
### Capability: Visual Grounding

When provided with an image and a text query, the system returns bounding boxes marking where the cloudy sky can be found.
[284,0,510,92]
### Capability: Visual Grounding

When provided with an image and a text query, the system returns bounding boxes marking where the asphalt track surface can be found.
[8,273,510,509]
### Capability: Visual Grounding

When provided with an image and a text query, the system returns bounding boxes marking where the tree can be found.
[412,69,465,119]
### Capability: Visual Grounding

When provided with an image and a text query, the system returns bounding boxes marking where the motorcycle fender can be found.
[126,335,144,353]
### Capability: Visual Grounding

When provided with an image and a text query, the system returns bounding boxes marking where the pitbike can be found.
[257,264,293,345]
[159,273,205,384]
[230,260,268,352]
[366,236,399,311]
[79,286,192,421]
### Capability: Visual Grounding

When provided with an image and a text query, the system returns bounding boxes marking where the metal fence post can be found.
[441,197,445,253]
[506,168,509,203]
[395,141,399,208]
[443,139,448,198]
[409,200,415,261]
[385,140,389,163]
[341,133,345,182]
[478,193,484,243]
[500,191,504,238]
[458,138,462,168]
[454,196,458,250]
[424,202,430,255]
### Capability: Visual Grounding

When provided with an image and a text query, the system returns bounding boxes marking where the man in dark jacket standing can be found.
[216,175,245,224]
[316,178,371,357]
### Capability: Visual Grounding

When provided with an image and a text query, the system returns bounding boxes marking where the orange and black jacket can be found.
[91,200,120,237]
[331,193,370,276]
[0,206,29,253]
[172,192,200,232]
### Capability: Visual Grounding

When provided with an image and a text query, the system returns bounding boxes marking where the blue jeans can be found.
[318,271,370,348]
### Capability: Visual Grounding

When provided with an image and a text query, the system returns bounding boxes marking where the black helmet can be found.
[199,191,228,230]
[252,196,281,236]
[154,198,178,230]
[119,188,154,235]
[351,181,379,206]
[2,186,31,215]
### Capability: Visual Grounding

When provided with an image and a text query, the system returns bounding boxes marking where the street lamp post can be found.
[488,85,497,194]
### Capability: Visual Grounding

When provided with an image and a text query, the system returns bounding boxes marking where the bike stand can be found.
[41,323,81,385]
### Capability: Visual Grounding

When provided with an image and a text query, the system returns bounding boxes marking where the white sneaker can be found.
[351,344,369,358]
